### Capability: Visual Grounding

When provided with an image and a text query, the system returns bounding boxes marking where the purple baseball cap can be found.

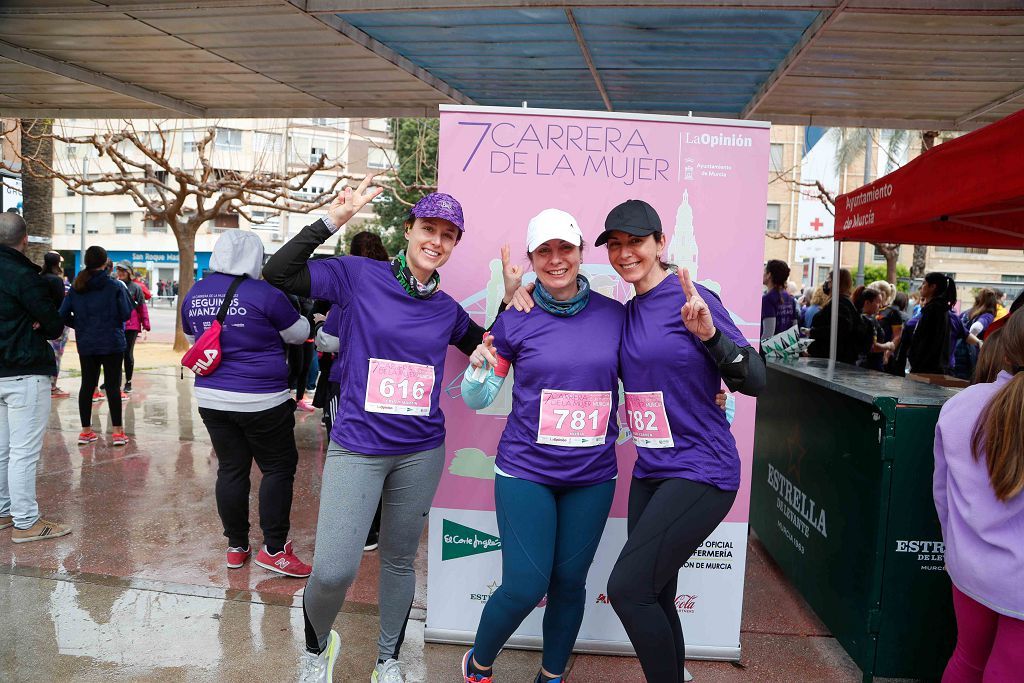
[410,192,465,232]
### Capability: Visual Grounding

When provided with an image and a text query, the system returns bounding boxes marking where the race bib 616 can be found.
[364,358,435,416]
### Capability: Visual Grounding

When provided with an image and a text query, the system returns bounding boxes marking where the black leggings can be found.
[199,400,298,549]
[287,342,313,402]
[79,353,123,429]
[123,330,139,383]
[607,477,736,683]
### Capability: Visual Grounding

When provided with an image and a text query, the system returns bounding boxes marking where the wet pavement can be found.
[1,367,874,682]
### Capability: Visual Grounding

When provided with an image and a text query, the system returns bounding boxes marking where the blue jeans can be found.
[473,475,615,674]
[0,375,50,528]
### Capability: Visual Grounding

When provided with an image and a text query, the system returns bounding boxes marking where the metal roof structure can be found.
[1,1,1022,129]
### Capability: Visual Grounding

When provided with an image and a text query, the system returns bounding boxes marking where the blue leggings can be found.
[473,475,615,674]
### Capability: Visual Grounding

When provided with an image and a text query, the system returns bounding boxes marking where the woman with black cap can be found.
[599,199,765,683]
[264,176,518,683]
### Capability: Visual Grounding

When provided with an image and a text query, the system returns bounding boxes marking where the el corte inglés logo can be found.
[442,519,502,561]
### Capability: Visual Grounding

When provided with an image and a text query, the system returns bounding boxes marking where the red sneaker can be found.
[226,545,251,569]
[51,387,70,398]
[92,389,104,402]
[295,399,315,413]
[77,430,98,444]
[111,430,128,447]
[254,540,311,578]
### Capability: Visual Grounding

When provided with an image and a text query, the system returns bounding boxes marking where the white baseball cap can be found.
[526,208,583,253]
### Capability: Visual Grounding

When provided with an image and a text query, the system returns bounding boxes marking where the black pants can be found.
[288,342,313,402]
[79,353,123,429]
[123,330,139,383]
[199,400,299,550]
[607,477,736,683]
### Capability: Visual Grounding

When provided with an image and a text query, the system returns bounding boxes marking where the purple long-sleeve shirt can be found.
[933,371,1024,619]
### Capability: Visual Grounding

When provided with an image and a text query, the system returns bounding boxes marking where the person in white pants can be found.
[0,212,71,543]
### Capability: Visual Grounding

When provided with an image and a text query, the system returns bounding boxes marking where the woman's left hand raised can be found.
[678,268,716,342]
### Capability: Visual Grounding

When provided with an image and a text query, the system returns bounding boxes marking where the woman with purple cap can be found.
[599,199,765,683]
[263,176,520,683]
[459,208,624,683]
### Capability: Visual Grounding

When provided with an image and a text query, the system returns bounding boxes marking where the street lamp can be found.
[68,144,95,272]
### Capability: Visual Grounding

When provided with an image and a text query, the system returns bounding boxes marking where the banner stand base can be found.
[424,628,741,662]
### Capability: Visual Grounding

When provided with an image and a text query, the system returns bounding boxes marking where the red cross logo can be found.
[810,218,824,232]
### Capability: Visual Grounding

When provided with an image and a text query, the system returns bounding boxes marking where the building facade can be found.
[49,117,394,287]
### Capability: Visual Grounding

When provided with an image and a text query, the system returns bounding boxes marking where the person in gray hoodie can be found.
[180,230,312,577]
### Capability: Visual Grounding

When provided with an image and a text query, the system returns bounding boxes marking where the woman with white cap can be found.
[263,176,519,683]
[180,229,312,578]
[460,208,624,683]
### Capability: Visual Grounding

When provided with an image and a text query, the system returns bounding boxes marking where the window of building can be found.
[254,132,282,154]
[183,130,204,154]
[215,128,242,152]
[250,210,280,229]
[1001,275,1024,284]
[873,245,899,261]
[309,146,326,164]
[765,204,781,233]
[65,217,76,235]
[114,212,132,235]
[935,246,988,255]
[367,147,396,170]
[144,216,167,232]
[87,224,98,235]
[65,182,76,197]
[211,212,239,231]
[366,118,389,132]
[769,143,785,173]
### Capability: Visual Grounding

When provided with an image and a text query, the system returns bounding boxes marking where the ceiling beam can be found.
[956,84,1024,126]
[299,11,475,105]
[741,0,847,119]
[302,0,1024,13]
[0,39,206,117]
[565,8,612,112]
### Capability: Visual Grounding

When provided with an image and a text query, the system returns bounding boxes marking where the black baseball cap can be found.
[595,199,663,246]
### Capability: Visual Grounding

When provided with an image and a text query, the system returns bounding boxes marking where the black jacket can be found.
[59,271,133,356]
[809,296,872,365]
[0,246,64,377]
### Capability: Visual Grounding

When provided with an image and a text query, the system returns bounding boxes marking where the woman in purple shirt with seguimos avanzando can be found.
[263,177,519,683]
[933,309,1024,682]
[181,230,312,579]
[600,200,765,683]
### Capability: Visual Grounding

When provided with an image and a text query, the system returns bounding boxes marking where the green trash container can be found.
[751,359,958,681]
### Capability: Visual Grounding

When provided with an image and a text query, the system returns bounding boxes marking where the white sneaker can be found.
[371,658,404,683]
[298,629,340,683]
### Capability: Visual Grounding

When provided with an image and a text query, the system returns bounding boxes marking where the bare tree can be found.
[2,121,361,350]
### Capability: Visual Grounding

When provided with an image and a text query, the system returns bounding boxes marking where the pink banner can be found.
[435,106,769,524]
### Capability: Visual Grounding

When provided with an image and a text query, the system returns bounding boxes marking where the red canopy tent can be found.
[820,109,1024,367]
[834,108,1024,250]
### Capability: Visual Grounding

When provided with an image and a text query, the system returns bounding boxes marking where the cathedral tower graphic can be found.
[667,189,699,276]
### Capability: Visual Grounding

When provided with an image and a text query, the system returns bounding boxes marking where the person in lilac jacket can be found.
[933,310,1024,681]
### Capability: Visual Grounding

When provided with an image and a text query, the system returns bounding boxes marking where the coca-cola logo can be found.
[675,594,697,613]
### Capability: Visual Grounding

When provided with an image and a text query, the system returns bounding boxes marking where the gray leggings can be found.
[302,441,445,659]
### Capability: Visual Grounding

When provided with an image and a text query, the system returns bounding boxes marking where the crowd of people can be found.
[1,190,1022,681]
[760,257,1022,382]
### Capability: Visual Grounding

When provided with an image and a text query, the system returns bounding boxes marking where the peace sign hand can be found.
[500,243,524,302]
[678,268,716,341]
[326,173,383,231]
